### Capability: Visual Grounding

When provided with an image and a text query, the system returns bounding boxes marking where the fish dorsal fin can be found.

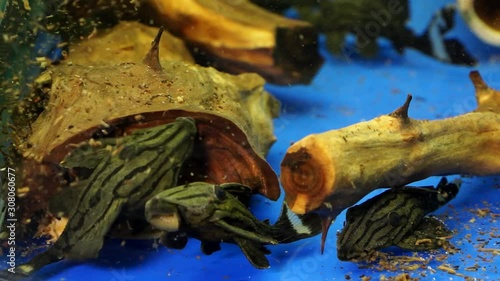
[48,181,87,217]
[219,183,253,205]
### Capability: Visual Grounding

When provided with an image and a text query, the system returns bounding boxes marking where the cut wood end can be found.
[143,26,164,72]
[470,70,500,113]
[388,94,412,121]
[280,139,333,214]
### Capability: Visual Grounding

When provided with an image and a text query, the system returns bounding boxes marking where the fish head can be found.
[145,182,238,231]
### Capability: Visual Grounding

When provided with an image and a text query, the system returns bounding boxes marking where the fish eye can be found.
[214,185,227,201]
[388,211,402,227]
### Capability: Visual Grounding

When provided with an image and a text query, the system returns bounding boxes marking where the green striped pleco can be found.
[17,117,196,275]
[145,182,277,269]
[336,177,459,261]
[145,181,323,269]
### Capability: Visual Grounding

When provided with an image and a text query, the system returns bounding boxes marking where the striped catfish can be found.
[336,177,460,261]
[145,182,322,269]
[15,117,196,275]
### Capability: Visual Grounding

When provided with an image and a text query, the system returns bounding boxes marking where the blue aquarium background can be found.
[3,0,500,280]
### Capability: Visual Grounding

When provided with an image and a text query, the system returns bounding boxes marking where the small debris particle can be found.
[473,208,490,217]
[437,264,465,277]
[99,120,111,128]
[414,238,432,246]
[394,273,411,281]
[22,0,31,11]
[88,138,103,147]
[87,27,98,39]
[134,114,145,121]
[401,263,420,271]
[477,248,500,255]
[465,264,480,271]
[17,186,30,198]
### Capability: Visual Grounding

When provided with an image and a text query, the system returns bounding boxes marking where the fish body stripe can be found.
[337,180,459,260]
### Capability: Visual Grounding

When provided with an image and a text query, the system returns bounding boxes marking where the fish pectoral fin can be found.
[220,183,253,206]
[48,182,87,216]
[16,249,64,276]
[395,216,453,251]
[61,140,115,169]
[214,220,277,245]
[15,194,126,274]
[201,241,221,255]
[67,239,104,260]
[220,183,252,195]
[233,237,270,269]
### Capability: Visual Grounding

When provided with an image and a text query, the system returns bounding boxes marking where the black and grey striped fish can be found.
[336,177,460,261]
[15,117,196,275]
[410,5,476,65]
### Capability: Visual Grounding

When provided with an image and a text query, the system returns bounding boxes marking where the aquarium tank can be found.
[0,0,499,280]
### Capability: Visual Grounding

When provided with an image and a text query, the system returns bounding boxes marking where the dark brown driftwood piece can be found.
[143,0,323,84]
[56,0,322,84]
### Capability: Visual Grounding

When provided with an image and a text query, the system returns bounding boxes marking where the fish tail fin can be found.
[14,247,64,277]
[271,202,322,244]
[413,4,476,65]
[436,177,461,205]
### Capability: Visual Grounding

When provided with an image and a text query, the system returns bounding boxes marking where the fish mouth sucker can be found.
[145,199,182,232]
[149,212,181,232]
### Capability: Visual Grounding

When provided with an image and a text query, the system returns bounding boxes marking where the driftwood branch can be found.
[143,0,323,84]
[280,71,500,218]
[58,0,323,84]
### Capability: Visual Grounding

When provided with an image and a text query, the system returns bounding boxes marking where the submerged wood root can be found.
[281,71,500,216]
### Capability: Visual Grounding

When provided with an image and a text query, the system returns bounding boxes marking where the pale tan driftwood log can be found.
[281,71,500,217]
[144,0,323,84]
[57,0,322,84]
[13,27,281,228]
